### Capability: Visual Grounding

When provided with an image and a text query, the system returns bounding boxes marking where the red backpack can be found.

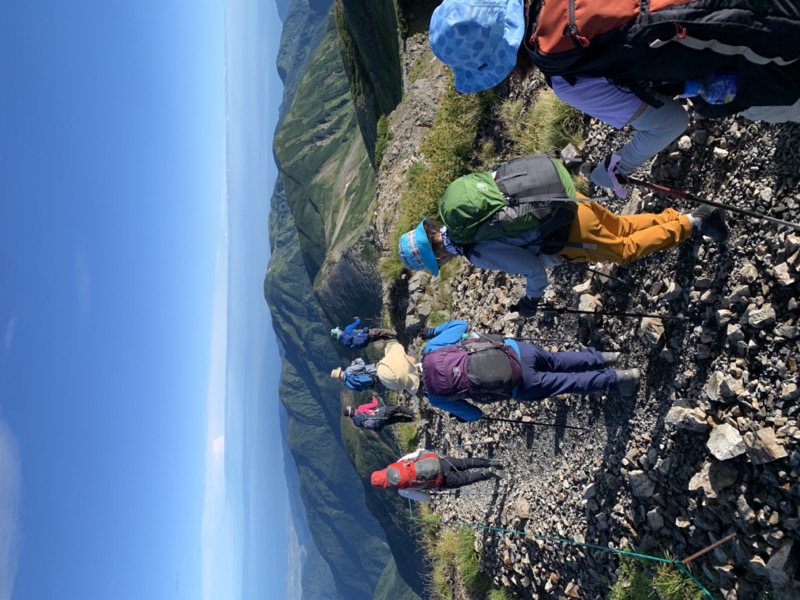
[384,452,443,489]
[524,0,800,112]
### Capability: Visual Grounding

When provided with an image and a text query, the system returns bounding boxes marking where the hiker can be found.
[398,155,727,316]
[429,0,800,196]
[331,358,379,391]
[370,448,504,502]
[378,319,639,422]
[331,317,397,350]
[375,340,421,395]
[344,396,416,431]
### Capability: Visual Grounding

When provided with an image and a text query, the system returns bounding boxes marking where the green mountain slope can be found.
[266,0,419,597]
[275,14,376,283]
[333,0,402,164]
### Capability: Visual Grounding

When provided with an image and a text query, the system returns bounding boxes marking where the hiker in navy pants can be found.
[384,320,640,422]
[515,343,614,402]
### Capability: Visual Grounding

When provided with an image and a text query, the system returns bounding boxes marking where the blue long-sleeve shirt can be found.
[466,235,562,299]
[422,320,521,422]
[340,318,369,349]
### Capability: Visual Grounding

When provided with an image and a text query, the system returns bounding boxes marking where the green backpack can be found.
[438,155,578,249]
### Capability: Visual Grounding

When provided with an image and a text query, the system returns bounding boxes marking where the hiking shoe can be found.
[489,460,505,470]
[691,205,728,243]
[483,467,505,479]
[614,369,641,396]
[600,352,621,366]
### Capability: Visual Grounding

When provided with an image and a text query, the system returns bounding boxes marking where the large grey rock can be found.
[665,405,710,432]
[688,460,738,498]
[705,371,745,402]
[766,540,800,599]
[742,303,776,329]
[743,428,788,464]
[638,317,665,347]
[578,293,602,314]
[772,262,797,286]
[707,424,747,460]
[628,470,656,498]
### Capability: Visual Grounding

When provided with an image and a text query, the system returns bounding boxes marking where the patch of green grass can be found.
[379,254,405,280]
[427,312,447,327]
[420,524,512,600]
[652,560,704,600]
[408,47,433,84]
[456,529,493,596]
[375,114,393,168]
[392,421,419,454]
[385,79,494,280]
[498,88,583,157]
[610,553,704,600]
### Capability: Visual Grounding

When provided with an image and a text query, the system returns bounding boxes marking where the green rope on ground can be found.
[408,501,716,599]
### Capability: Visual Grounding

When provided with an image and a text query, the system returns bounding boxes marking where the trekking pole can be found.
[510,336,574,344]
[539,304,689,321]
[623,175,800,232]
[429,489,499,498]
[481,415,591,433]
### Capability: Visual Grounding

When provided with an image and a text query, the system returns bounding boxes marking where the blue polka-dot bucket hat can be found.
[429,0,525,94]
[398,219,440,276]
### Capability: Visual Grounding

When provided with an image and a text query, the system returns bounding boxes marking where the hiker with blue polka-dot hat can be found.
[429,0,800,198]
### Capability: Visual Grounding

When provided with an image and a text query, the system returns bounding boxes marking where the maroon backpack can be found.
[421,340,522,401]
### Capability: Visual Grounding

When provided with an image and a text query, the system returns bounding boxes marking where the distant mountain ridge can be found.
[264,0,420,598]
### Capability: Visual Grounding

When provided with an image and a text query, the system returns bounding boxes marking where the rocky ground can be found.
[376,33,800,600]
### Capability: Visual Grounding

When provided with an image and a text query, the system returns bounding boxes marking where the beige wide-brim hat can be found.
[331,367,343,379]
[376,341,420,394]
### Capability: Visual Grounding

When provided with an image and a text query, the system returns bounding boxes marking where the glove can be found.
[421,327,436,340]
[590,153,628,198]
[512,296,540,318]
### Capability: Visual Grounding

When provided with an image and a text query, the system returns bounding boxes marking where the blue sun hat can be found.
[399,219,439,276]
[429,0,525,94]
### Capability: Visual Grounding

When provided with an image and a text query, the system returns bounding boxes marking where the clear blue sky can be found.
[0,0,288,599]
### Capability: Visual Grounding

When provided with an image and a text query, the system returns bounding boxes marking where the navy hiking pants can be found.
[515,344,617,401]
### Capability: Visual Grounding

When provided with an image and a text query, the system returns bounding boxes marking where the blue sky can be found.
[0,1,288,599]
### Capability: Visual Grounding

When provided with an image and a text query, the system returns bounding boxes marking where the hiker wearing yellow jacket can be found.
[398,155,726,316]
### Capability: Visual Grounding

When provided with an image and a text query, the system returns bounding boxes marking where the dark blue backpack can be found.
[344,372,377,391]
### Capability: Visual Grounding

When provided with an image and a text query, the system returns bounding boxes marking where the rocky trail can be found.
[374,32,800,600]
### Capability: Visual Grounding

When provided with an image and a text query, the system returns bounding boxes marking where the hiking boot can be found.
[614,368,641,396]
[489,460,505,469]
[600,352,621,366]
[483,468,505,479]
[691,205,728,243]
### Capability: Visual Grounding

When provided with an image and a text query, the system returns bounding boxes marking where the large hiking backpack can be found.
[344,372,377,391]
[523,0,800,111]
[385,452,443,488]
[421,340,523,402]
[438,155,577,250]
[352,407,386,431]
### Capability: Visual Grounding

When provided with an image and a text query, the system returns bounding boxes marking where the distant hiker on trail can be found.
[429,0,800,197]
[380,319,639,422]
[344,397,415,432]
[331,358,379,392]
[398,155,727,317]
[370,448,504,502]
[331,317,397,350]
